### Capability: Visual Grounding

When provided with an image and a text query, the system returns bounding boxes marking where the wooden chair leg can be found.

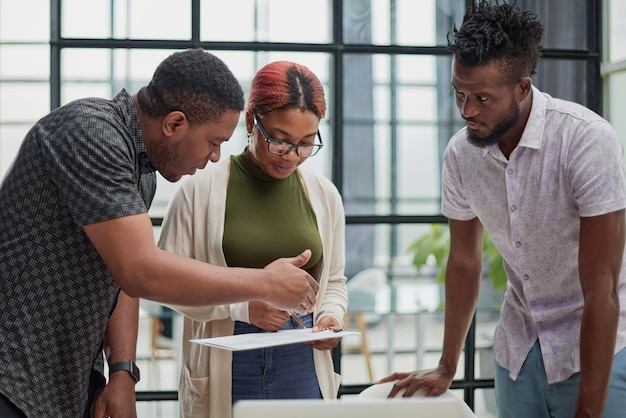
[354,313,374,382]
[344,313,374,382]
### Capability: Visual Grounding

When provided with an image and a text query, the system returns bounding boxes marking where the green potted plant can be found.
[407,223,507,292]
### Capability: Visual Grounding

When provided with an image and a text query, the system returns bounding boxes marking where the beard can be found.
[466,101,520,148]
[146,138,184,182]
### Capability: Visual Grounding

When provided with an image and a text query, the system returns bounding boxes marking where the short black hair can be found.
[448,1,543,82]
[137,48,244,125]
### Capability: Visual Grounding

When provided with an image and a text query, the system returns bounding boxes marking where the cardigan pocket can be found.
[180,364,211,418]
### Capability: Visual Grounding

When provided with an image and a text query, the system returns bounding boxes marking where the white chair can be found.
[344,268,389,381]
[357,381,477,418]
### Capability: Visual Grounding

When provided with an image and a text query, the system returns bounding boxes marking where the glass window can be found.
[0,82,49,179]
[346,0,466,46]
[535,58,589,106]
[343,53,445,218]
[62,0,191,39]
[0,125,31,178]
[608,0,626,62]
[1,44,49,79]
[605,70,626,149]
[396,124,440,215]
[520,0,588,50]
[0,0,49,41]
[1,83,50,122]
[61,0,112,38]
[200,0,331,43]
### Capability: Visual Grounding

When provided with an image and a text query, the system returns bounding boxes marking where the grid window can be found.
[0,1,606,416]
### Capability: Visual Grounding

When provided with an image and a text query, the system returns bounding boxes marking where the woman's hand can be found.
[248,301,289,332]
[308,316,342,350]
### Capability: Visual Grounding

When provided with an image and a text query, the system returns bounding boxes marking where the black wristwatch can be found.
[109,361,140,384]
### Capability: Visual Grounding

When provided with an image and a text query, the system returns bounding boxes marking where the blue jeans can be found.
[231,312,322,404]
[0,392,26,418]
[495,340,626,417]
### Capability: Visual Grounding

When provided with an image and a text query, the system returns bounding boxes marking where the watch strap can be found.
[109,361,140,383]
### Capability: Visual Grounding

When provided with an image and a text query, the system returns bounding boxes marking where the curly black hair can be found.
[136,48,244,126]
[448,1,543,82]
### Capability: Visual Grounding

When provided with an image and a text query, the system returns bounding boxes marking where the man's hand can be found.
[377,364,454,398]
[308,316,342,350]
[263,249,319,314]
[91,373,137,418]
[249,301,290,332]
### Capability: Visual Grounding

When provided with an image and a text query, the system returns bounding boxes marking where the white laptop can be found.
[232,397,463,418]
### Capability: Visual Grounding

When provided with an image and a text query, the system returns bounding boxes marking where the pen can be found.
[290,312,306,328]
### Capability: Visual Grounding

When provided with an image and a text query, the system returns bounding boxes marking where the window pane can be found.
[397,87,437,121]
[0,0,49,41]
[62,0,111,38]
[608,0,626,62]
[63,0,191,40]
[136,401,178,417]
[343,53,445,217]
[395,0,436,46]
[360,123,442,216]
[518,0,588,50]
[474,388,498,418]
[0,83,49,122]
[200,0,331,43]
[0,125,31,181]
[116,0,191,40]
[62,49,113,81]
[0,45,49,79]
[606,71,626,150]
[396,55,437,84]
[396,125,440,215]
[345,0,466,46]
[535,58,588,106]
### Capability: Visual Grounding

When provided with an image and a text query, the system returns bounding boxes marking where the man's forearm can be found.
[104,291,139,365]
[439,265,482,375]
[576,291,619,417]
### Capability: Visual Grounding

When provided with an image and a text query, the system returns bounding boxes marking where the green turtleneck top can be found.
[223,151,322,273]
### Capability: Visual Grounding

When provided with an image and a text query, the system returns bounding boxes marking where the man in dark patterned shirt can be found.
[0,48,319,418]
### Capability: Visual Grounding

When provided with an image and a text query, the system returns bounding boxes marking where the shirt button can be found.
[531,302,536,308]
[538,321,544,327]
[515,241,522,248]
[523,274,529,280]
[511,205,517,211]
[507,168,513,175]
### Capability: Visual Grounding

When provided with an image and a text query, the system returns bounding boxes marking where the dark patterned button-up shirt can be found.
[0,89,156,417]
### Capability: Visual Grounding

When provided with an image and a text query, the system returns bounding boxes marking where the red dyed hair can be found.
[246,61,326,119]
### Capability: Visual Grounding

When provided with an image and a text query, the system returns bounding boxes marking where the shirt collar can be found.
[517,85,546,150]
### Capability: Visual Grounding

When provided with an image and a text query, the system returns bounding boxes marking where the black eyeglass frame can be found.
[253,113,323,158]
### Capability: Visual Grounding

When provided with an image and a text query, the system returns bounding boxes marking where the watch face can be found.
[131,362,141,382]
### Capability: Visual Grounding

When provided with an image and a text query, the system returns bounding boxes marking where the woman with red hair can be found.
[159,61,348,418]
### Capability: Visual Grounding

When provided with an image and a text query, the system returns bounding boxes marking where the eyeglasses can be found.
[253,113,323,158]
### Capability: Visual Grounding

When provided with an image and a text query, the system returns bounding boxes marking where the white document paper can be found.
[191,328,360,351]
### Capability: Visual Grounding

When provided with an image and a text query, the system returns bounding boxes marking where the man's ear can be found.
[162,111,189,138]
[516,77,532,101]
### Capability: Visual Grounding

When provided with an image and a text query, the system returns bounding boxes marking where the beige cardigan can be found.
[158,157,348,418]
